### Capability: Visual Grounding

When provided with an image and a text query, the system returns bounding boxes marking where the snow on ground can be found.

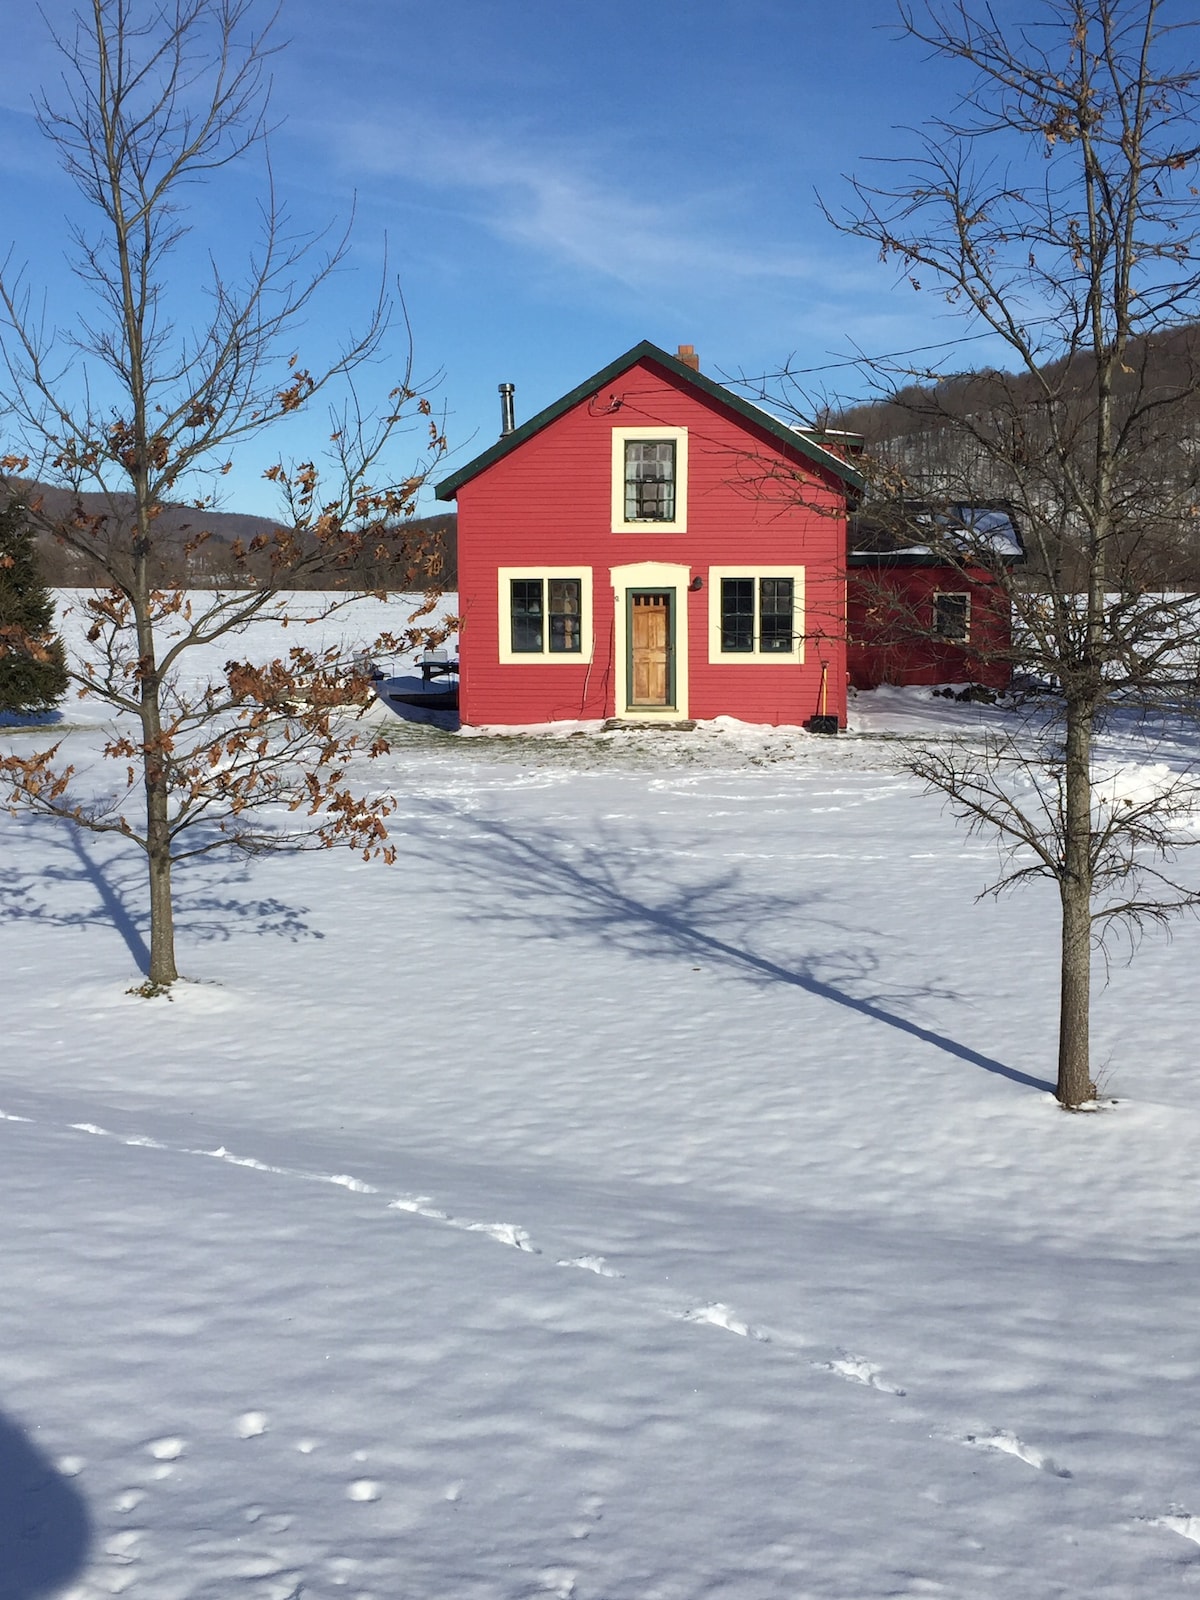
[4,595,1200,1598]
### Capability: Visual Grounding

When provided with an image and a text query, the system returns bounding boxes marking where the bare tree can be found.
[813,1,1200,1107]
[0,0,447,990]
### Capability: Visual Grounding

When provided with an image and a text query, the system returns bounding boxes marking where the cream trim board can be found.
[610,561,690,719]
[611,426,689,533]
[708,567,806,664]
[497,567,594,665]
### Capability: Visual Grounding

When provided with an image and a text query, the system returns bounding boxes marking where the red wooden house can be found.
[434,341,866,729]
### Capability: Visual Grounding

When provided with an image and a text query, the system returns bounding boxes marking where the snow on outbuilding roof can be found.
[850,502,1024,564]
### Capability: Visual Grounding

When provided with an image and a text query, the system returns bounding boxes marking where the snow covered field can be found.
[5,594,1200,1599]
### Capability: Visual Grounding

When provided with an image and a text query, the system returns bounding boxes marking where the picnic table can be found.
[420,650,459,686]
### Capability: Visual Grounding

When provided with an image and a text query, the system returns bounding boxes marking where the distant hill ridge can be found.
[832,321,1200,446]
[6,480,456,587]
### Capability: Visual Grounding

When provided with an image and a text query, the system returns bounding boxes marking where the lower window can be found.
[933,592,970,641]
[498,568,593,664]
[511,577,582,652]
[715,573,802,658]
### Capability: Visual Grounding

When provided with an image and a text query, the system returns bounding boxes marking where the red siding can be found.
[846,565,1014,690]
[454,357,850,727]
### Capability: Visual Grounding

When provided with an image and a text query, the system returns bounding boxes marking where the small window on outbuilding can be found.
[933,592,970,641]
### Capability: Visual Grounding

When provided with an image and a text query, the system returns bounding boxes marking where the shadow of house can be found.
[0,1407,90,1597]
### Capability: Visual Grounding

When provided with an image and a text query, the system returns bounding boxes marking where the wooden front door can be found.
[629,591,672,706]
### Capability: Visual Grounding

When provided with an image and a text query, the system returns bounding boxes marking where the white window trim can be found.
[932,590,971,643]
[708,566,806,664]
[611,426,689,533]
[497,567,594,665]
[610,561,690,720]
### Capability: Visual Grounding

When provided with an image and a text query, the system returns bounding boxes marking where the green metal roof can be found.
[433,339,866,500]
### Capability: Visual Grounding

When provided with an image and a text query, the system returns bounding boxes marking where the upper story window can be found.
[611,426,688,533]
[624,440,676,521]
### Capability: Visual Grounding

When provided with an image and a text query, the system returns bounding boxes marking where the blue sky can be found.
[1,0,1004,517]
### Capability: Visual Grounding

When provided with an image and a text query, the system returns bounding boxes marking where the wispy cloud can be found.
[301,108,959,395]
[330,115,836,299]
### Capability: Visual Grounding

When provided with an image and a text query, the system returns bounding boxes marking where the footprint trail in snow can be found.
[4,1103,1081,1513]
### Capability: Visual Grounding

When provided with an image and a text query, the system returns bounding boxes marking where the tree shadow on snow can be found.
[0,820,323,974]
[402,802,1053,1095]
[0,1406,90,1596]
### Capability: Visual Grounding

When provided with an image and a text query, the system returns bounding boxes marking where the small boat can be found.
[373,674,458,715]
[382,684,458,711]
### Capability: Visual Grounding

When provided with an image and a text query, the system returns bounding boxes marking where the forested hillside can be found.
[832,324,1200,582]
[10,480,457,589]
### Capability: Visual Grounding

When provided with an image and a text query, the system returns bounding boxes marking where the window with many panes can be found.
[933,592,970,641]
[720,576,795,654]
[509,577,583,654]
[611,428,688,532]
[758,578,795,652]
[624,440,676,521]
[719,578,755,652]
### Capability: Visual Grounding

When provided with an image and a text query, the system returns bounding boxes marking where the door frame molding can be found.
[610,561,690,720]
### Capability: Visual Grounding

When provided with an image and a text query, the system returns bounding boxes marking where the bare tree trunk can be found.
[135,562,178,984]
[139,662,179,984]
[1057,700,1095,1107]
[146,792,178,986]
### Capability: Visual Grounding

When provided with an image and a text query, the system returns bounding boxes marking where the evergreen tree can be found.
[0,497,68,714]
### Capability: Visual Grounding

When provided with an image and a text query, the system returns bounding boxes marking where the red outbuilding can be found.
[434,341,865,729]
[846,504,1024,692]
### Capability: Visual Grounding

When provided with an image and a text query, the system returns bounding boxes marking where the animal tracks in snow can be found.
[820,1354,907,1396]
[44,1109,926,1408]
[388,1199,540,1251]
[79,1415,387,1598]
[569,1490,605,1541]
[677,1301,769,1341]
[467,1220,540,1252]
[146,1436,184,1462]
[1148,1511,1200,1546]
[951,1428,1072,1478]
[674,1307,915,1407]
[9,1105,1091,1514]
[388,1194,449,1221]
[48,1115,920,1407]
[557,1253,622,1277]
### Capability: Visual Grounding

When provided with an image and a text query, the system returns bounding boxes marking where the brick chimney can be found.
[676,343,700,371]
